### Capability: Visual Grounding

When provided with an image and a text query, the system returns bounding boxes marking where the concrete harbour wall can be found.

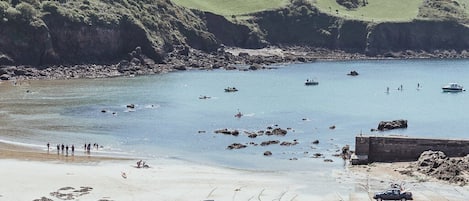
[353,135,469,164]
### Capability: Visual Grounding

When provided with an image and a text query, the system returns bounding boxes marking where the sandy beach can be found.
[0,142,346,201]
[1,142,469,201]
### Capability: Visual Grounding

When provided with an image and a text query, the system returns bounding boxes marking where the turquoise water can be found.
[1,59,469,170]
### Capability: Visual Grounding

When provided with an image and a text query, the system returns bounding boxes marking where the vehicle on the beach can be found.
[442,83,464,92]
[224,87,238,92]
[373,188,413,201]
[304,79,318,86]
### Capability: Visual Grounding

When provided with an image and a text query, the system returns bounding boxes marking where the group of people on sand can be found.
[47,142,75,156]
[136,160,150,168]
[47,142,100,156]
[84,143,100,153]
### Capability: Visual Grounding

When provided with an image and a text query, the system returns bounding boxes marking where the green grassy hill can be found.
[171,0,290,17]
[315,0,422,22]
[172,0,469,23]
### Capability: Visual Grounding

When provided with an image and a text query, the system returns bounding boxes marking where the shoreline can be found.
[2,46,469,81]
[0,141,131,163]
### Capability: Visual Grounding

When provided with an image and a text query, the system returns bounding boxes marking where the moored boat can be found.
[224,87,238,92]
[305,79,319,86]
[442,83,465,92]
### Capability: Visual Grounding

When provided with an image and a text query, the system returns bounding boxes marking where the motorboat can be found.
[224,87,238,92]
[442,83,465,92]
[347,70,359,76]
[304,79,319,86]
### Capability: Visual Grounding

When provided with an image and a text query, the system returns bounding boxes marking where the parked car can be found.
[373,187,413,201]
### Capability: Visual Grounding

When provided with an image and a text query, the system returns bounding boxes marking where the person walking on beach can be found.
[71,145,75,155]
[47,142,50,151]
[87,143,91,153]
[61,144,64,153]
[56,144,60,154]
[66,145,69,155]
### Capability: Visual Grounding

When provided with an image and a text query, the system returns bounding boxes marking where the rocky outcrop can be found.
[214,128,240,136]
[227,143,247,150]
[415,150,469,185]
[377,119,408,131]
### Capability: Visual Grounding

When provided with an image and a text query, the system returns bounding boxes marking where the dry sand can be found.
[1,142,469,201]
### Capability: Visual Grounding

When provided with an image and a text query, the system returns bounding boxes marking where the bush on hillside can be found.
[418,0,468,22]
[0,1,10,18]
[16,2,38,21]
[41,1,59,14]
[5,6,20,20]
[336,0,366,9]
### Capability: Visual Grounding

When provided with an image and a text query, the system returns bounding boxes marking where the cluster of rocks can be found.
[216,125,341,163]
[217,126,298,152]
[371,119,408,131]
[412,150,469,185]
[214,126,288,139]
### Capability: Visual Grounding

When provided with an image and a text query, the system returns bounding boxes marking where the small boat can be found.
[224,87,238,92]
[199,95,211,99]
[347,70,359,76]
[442,83,465,92]
[304,79,319,86]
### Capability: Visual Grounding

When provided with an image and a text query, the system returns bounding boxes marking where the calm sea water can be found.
[1,59,469,171]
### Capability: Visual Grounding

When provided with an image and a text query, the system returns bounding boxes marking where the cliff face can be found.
[41,12,159,65]
[0,20,52,65]
[196,11,265,48]
[253,8,370,52]
[0,0,218,66]
[366,20,469,55]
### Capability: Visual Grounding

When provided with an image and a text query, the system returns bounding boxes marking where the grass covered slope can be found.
[315,0,423,22]
[171,0,290,17]
[172,0,423,22]
[173,0,469,23]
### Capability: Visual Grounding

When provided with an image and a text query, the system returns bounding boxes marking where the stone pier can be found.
[353,135,469,164]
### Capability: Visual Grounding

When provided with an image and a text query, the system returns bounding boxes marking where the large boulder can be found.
[377,119,408,131]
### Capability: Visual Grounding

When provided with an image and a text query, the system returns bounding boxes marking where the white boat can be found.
[224,87,238,92]
[442,83,465,92]
[304,79,319,86]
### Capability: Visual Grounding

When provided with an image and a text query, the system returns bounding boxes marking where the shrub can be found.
[41,1,60,14]
[16,2,38,21]
[5,6,20,20]
[0,1,10,18]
